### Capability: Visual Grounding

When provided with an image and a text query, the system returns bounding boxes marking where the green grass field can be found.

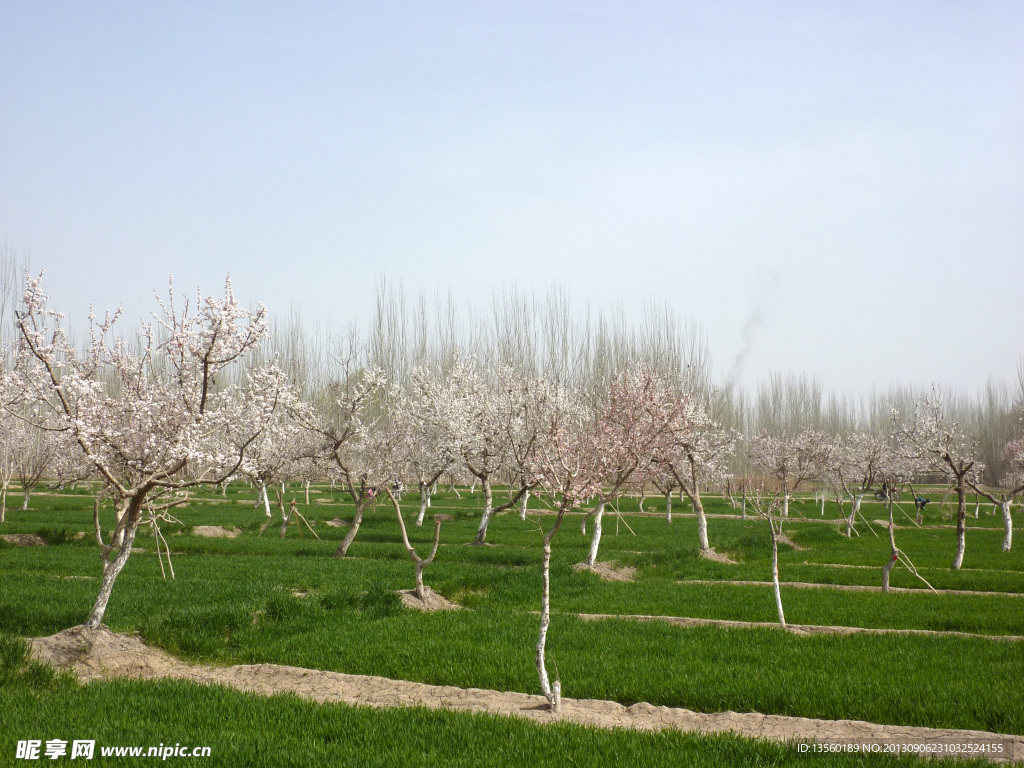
[1,482,1021,765]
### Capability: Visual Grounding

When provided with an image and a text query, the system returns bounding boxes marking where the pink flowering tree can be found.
[655,390,737,556]
[290,359,394,557]
[748,427,836,517]
[426,359,536,545]
[14,274,288,628]
[892,390,982,570]
[401,368,458,526]
[582,363,679,568]
[826,432,892,537]
[524,376,606,713]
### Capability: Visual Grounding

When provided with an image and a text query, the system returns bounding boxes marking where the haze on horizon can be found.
[1,2,1021,396]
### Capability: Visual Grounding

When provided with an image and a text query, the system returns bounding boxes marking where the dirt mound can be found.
[1,533,47,547]
[27,627,1022,762]
[398,586,462,612]
[324,518,349,528]
[775,535,805,551]
[191,526,239,538]
[574,562,637,582]
[29,626,196,683]
[699,547,738,565]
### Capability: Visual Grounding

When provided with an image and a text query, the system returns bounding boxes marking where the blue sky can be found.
[1,1,1021,393]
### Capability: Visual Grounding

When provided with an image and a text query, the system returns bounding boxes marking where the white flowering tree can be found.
[655,390,737,555]
[892,391,982,570]
[14,274,286,628]
[826,432,892,537]
[401,368,457,526]
[13,414,57,510]
[524,376,605,713]
[428,359,536,545]
[582,363,679,567]
[748,427,836,517]
[970,438,1024,552]
[291,359,394,557]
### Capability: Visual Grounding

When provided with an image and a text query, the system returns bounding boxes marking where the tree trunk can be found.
[334,503,366,557]
[519,489,529,521]
[952,483,966,570]
[741,489,747,520]
[585,502,605,567]
[304,480,311,505]
[471,479,494,545]
[1001,500,1013,552]
[389,489,442,601]
[260,483,271,518]
[665,492,672,523]
[86,497,143,628]
[694,494,709,553]
[279,502,294,538]
[769,521,785,628]
[22,488,31,510]
[416,485,429,526]
[846,493,862,537]
[782,493,791,518]
[0,484,6,523]
[882,499,897,592]
[111,500,129,548]
[536,515,565,713]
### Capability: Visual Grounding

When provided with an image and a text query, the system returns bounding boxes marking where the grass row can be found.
[3,487,1024,739]
[0,632,993,768]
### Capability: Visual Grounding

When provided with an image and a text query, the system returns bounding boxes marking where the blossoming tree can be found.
[14,274,287,628]
[748,427,835,517]
[892,391,982,570]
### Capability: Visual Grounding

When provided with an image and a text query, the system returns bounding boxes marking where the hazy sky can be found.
[2,2,1021,394]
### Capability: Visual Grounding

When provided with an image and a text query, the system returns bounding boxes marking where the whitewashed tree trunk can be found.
[741,490,747,519]
[782,493,791,518]
[845,492,862,537]
[768,520,785,627]
[1000,499,1013,552]
[585,502,605,567]
[304,480,311,505]
[0,483,6,523]
[471,479,494,545]
[86,498,142,629]
[664,492,672,523]
[111,500,129,548]
[519,489,529,520]
[694,495,709,552]
[536,528,562,712]
[882,500,898,592]
[953,484,967,570]
[260,483,271,518]
[416,485,430,526]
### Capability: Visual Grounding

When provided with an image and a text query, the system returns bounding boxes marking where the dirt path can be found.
[678,579,1024,598]
[575,613,1024,642]
[28,626,1020,763]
